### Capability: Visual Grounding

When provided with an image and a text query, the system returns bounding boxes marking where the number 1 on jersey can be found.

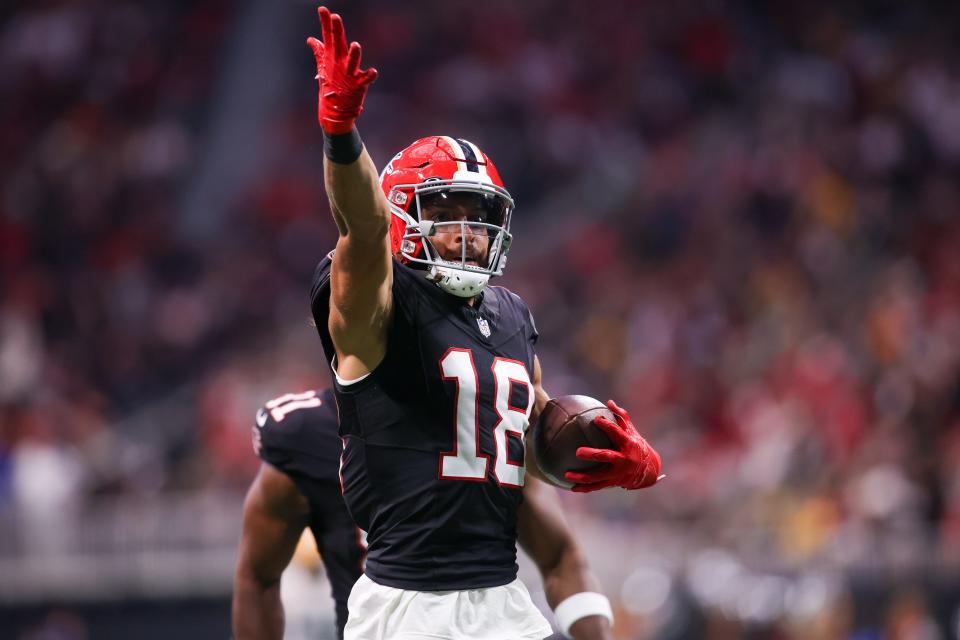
[439,349,534,486]
[439,349,489,481]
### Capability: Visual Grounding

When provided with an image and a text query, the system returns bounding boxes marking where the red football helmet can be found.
[379,136,515,297]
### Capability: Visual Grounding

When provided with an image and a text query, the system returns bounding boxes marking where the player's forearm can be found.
[543,546,613,640]
[324,143,390,241]
[566,615,614,640]
[232,573,284,640]
[542,542,600,609]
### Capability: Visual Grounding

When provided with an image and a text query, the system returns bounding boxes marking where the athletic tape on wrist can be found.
[554,591,614,638]
[323,128,363,164]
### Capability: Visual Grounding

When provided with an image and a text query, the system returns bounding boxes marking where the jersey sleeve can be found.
[252,390,342,485]
[524,303,539,346]
[310,252,337,367]
[253,406,303,473]
[503,289,538,347]
[252,405,298,471]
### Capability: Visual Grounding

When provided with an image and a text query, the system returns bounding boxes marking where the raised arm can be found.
[308,7,392,379]
[232,464,311,640]
[518,477,613,640]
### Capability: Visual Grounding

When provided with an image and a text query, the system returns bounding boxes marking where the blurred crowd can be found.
[2,0,960,637]
[0,0,247,525]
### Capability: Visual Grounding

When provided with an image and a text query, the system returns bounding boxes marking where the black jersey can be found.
[310,255,539,591]
[253,388,365,640]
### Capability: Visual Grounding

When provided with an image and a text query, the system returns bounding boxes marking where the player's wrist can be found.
[320,105,363,136]
[567,614,614,640]
[323,127,364,164]
[554,592,614,639]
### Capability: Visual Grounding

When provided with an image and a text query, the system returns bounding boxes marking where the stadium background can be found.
[2,0,959,638]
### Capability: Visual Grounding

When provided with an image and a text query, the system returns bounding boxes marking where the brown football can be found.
[532,395,616,489]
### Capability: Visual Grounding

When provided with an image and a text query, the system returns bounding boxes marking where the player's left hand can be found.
[307,6,378,135]
[564,400,662,493]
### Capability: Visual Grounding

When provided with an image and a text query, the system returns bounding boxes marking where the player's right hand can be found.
[307,6,378,135]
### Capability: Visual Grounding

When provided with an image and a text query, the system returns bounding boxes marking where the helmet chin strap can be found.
[429,263,490,298]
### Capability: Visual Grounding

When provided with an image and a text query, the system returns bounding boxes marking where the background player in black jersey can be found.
[306,7,662,639]
[233,388,362,640]
[232,388,616,640]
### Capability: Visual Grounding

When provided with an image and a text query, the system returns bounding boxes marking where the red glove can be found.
[564,400,662,493]
[307,7,378,135]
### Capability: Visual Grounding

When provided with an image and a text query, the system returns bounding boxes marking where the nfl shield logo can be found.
[477,316,491,338]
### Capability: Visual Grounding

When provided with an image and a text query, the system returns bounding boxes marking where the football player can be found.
[232,388,617,640]
[233,389,361,640]
[306,7,662,639]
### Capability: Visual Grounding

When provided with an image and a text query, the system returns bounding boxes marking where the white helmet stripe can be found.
[461,139,488,176]
[440,136,467,173]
